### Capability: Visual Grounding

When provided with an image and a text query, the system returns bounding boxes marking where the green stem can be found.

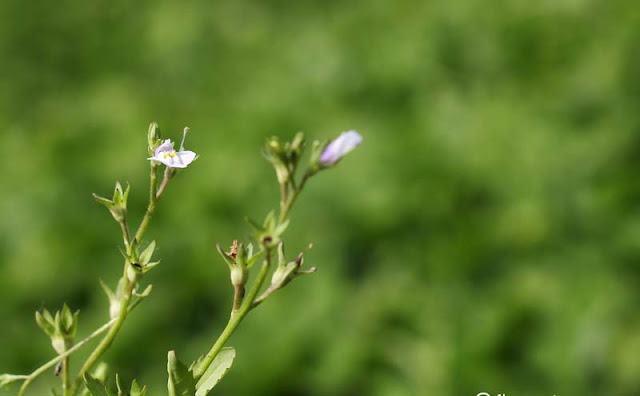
[193,250,273,381]
[68,165,163,395]
[61,355,70,396]
[68,265,133,396]
[278,172,311,224]
[134,165,159,244]
[155,172,172,201]
[17,300,143,396]
[120,219,131,253]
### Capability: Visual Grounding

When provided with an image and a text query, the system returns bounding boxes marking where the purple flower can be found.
[147,139,197,168]
[319,131,362,166]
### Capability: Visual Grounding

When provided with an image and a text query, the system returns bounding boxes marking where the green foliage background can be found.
[1,0,640,395]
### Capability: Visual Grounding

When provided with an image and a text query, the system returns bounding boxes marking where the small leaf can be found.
[134,284,153,298]
[167,351,196,396]
[273,219,290,237]
[35,311,55,336]
[215,244,234,268]
[195,347,235,396]
[188,355,204,373]
[61,304,73,331]
[141,260,161,273]
[68,309,80,338]
[263,210,276,229]
[138,241,156,265]
[99,279,116,301]
[245,217,263,233]
[42,309,55,324]
[83,373,110,396]
[130,379,147,396]
[93,193,113,207]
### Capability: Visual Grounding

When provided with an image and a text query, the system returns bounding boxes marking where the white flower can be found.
[147,139,197,168]
[319,130,363,166]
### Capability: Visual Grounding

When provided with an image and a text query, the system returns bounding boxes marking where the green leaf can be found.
[61,304,73,331]
[194,347,236,396]
[138,241,156,265]
[35,311,55,336]
[134,284,153,298]
[141,260,161,273]
[167,351,196,396]
[273,219,290,238]
[92,193,114,207]
[83,373,112,396]
[130,379,147,396]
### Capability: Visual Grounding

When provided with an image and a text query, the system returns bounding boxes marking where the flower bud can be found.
[148,122,162,155]
[35,304,79,354]
[318,130,362,167]
[230,266,248,287]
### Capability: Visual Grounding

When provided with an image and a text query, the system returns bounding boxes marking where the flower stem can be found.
[193,249,273,381]
[155,172,172,201]
[61,355,70,396]
[134,165,159,244]
[69,164,162,396]
[278,172,311,224]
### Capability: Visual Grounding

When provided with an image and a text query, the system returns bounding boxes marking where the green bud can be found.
[91,362,109,383]
[263,137,290,185]
[148,122,162,155]
[230,266,248,287]
[270,242,316,289]
[36,305,79,354]
[101,278,125,319]
[289,132,306,166]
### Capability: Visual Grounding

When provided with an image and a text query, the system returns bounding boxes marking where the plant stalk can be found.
[193,250,273,381]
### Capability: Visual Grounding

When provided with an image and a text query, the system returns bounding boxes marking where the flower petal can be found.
[154,139,174,156]
[320,130,362,165]
[173,150,197,168]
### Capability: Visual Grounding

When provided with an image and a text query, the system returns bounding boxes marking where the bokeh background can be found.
[1,0,640,395]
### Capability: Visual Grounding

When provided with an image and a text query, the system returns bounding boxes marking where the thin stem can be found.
[119,219,131,253]
[61,355,70,396]
[155,172,172,201]
[193,249,273,381]
[16,299,143,396]
[232,284,244,312]
[252,283,279,308]
[68,265,133,396]
[279,182,288,216]
[134,165,159,244]
[278,171,311,224]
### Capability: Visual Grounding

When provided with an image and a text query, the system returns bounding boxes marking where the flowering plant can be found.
[0,124,362,396]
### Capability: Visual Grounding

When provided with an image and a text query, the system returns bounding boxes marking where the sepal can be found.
[93,182,130,223]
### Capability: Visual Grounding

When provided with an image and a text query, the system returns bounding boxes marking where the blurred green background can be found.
[1,0,640,395]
